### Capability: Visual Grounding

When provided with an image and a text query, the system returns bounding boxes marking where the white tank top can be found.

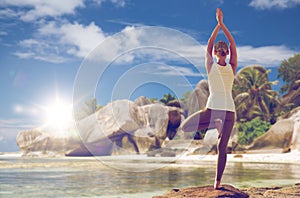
[206,62,235,112]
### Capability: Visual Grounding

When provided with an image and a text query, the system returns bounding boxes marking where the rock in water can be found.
[153,184,249,198]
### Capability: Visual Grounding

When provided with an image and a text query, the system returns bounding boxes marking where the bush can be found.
[237,117,271,145]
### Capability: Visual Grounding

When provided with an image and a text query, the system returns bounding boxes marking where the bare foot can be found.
[214,119,222,138]
[214,180,221,190]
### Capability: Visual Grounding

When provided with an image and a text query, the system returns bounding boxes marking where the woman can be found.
[181,8,237,189]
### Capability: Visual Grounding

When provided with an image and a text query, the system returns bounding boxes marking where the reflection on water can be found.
[0,156,299,198]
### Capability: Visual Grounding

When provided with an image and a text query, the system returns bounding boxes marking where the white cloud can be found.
[16,24,206,65]
[0,0,128,62]
[237,45,298,66]
[0,31,7,36]
[14,21,106,62]
[85,26,206,67]
[14,37,70,63]
[0,8,20,18]
[0,0,85,21]
[14,51,69,63]
[0,0,127,21]
[14,51,35,59]
[0,118,37,131]
[15,21,297,68]
[142,65,203,77]
[110,0,126,7]
[93,0,126,7]
[53,22,106,58]
[0,118,38,140]
[13,104,40,116]
[249,0,300,10]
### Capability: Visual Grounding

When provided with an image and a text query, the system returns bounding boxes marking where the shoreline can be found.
[179,151,300,164]
[1,151,300,164]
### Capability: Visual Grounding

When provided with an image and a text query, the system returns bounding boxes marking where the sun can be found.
[44,99,73,132]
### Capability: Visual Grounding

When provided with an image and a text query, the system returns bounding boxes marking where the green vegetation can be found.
[278,53,300,94]
[181,91,192,103]
[233,66,279,123]
[232,53,300,124]
[159,93,177,104]
[236,117,271,145]
[149,98,158,103]
[233,54,299,145]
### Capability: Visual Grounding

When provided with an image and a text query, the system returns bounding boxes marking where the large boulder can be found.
[16,129,76,155]
[77,100,140,144]
[247,106,300,152]
[73,100,182,156]
[112,134,160,155]
[285,107,300,151]
[16,99,183,156]
[16,129,45,150]
[134,96,152,106]
[187,80,209,116]
[247,119,294,152]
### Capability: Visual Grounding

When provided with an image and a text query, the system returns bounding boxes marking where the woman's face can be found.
[214,48,228,57]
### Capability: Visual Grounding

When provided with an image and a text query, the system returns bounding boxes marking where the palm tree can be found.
[159,93,177,105]
[233,65,279,123]
[277,54,300,109]
[278,53,300,94]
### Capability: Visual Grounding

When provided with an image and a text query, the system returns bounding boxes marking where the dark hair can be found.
[214,41,228,51]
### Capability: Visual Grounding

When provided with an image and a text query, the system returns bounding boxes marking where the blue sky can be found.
[0,0,299,151]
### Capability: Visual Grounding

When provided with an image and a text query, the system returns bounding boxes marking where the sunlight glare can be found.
[44,99,73,134]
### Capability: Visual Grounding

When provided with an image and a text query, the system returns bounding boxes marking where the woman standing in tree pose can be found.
[181,8,237,189]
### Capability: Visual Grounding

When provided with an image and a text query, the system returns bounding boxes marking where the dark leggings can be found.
[181,108,235,181]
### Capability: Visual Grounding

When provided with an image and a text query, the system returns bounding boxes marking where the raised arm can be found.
[217,8,238,74]
[206,23,220,73]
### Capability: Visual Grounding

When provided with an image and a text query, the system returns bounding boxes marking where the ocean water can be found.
[0,154,299,198]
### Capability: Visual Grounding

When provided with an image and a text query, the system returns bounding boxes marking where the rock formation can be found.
[79,100,181,156]
[16,129,77,155]
[247,107,300,152]
[17,99,182,156]
[187,80,209,116]
[154,183,300,198]
[153,184,249,198]
[242,183,300,198]
[284,107,300,151]
[134,96,152,106]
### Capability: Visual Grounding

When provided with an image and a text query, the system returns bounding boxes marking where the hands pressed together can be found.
[216,8,224,25]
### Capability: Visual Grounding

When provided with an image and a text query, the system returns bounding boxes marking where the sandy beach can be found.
[1,150,300,163]
[178,151,300,164]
